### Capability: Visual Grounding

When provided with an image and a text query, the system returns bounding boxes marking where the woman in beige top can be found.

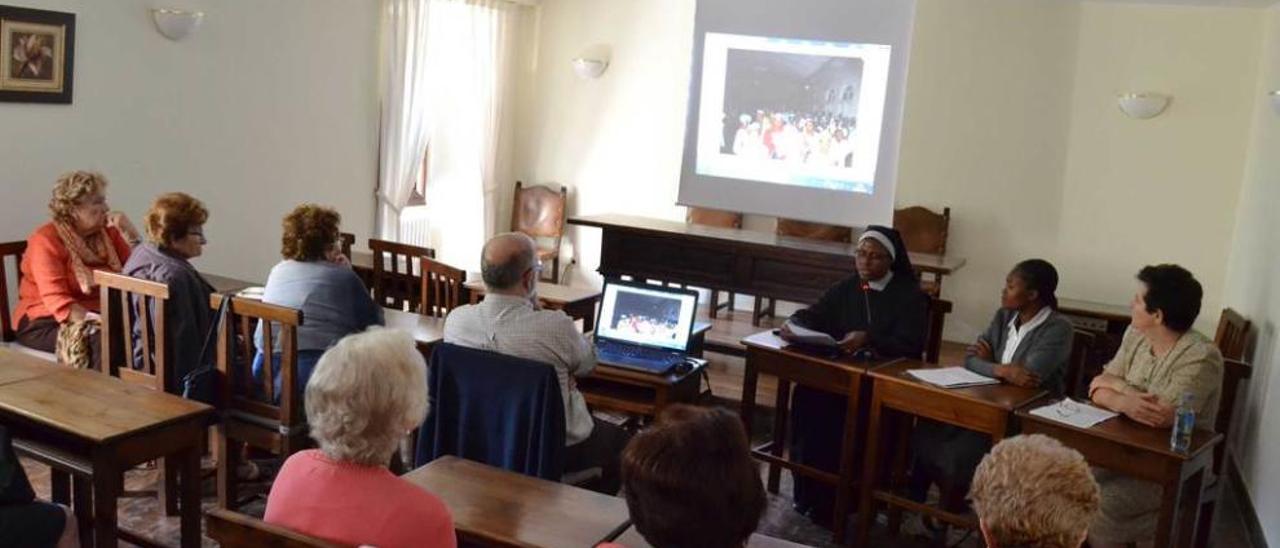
[1087,264,1223,547]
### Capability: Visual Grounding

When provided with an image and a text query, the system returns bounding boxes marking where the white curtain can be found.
[379,0,516,271]
[421,0,515,272]
[377,0,434,240]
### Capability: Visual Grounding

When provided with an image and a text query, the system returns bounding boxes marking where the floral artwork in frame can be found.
[0,5,74,104]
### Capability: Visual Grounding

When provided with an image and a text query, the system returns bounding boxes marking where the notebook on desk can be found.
[594,280,699,375]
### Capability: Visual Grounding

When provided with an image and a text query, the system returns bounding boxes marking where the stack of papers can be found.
[906,367,1000,389]
[780,321,838,348]
[1029,399,1117,429]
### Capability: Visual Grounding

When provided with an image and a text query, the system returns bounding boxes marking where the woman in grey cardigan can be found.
[908,259,1074,533]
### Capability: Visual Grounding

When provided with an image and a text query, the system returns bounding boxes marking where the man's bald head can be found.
[481,232,537,292]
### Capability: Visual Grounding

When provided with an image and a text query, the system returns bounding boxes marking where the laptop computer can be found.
[594,279,699,375]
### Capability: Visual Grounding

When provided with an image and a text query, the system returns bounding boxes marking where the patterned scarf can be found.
[52,220,122,294]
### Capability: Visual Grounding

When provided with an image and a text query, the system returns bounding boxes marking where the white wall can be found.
[0,0,380,283]
[1056,3,1263,333]
[892,0,1081,338]
[510,0,1264,341]
[1222,6,1280,545]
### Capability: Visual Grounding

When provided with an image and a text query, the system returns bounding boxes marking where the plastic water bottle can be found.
[1170,393,1195,453]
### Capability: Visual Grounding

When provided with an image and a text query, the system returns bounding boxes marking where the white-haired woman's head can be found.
[305,328,428,466]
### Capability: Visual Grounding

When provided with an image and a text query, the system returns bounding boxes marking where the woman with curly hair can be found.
[253,204,382,399]
[122,192,214,391]
[12,171,141,362]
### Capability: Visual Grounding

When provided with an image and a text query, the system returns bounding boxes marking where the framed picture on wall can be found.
[0,5,74,104]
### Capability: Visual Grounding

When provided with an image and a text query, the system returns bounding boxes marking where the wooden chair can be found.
[419,257,467,319]
[206,508,347,548]
[1065,329,1096,399]
[1195,357,1253,548]
[0,240,27,343]
[96,270,187,515]
[687,207,743,318]
[1213,308,1250,361]
[756,219,855,326]
[338,231,355,259]
[369,238,436,312]
[512,181,567,283]
[776,218,853,243]
[893,206,951,296]
[923,298,952,364]
[212,294,308,510]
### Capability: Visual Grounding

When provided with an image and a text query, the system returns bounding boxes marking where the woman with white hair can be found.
[264,328,455,548]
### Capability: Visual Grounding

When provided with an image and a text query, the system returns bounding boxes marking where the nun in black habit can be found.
[779,225,928,527]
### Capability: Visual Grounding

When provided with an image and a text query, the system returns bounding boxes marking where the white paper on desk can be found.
[781,320,839,347]
[236,286,265,300]
[906,367,1000,389]
[1029,399,1118,429]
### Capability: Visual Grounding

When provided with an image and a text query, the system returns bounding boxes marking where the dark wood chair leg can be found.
[709,290,721,319]
[216,429,238,510]
[51,469,71,505]
[727,292,736,311]
[752,297,764,327]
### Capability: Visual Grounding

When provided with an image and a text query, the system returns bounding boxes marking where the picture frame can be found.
[0,5,75,104]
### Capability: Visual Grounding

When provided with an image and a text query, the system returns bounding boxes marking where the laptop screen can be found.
[596,282,699,352]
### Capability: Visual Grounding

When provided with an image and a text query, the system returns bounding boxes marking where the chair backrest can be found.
[687,207,743,229]
[0,240,26,342]
[1213,308,1250,361]
[338,232,355,259]
[369,238,436,311]
[893,206,951,255]
[511,181,568,239]
[1212,358,1252,475]
[95,271,171,391]
[416,342,566,480]
[923,298,952,364]
[776,218,853,243]
[212,294,306,447]
[206,508,347,548]
[1065,329,1096,399]
[420,257,467,319]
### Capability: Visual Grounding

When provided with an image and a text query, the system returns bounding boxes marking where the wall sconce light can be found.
[572,58,608,80]
[1270,90,1280,116]
[1117,93,1170,120]
[152,9,204,41]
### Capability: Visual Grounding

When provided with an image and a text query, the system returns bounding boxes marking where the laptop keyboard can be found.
[598,340,680,365]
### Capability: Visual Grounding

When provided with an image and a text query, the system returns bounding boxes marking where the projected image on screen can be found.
[609,291,683,342]
[696,33,892,194]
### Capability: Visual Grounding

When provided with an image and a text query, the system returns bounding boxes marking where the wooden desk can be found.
[740,331,895,543]
[383,307,446,353]
[403,455,630,547]
[205,272,258,294]
[465,280,602,332]
[1017,402,1221,548]
[0,347,60,386]
[0,349,213,548]
[617,528,809,548]
[856,360,1045,545]
[570,213,966,304]
[579,322,712,417]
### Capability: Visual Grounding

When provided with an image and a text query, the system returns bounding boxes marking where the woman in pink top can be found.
[265,329,455,548]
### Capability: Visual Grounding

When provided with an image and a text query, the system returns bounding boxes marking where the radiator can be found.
[399,205,431,248]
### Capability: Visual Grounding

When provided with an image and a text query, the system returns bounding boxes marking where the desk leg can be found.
[179,444,202,548]
[90,452,119,548]
[72,477,92,546]
[1174,467,1207,548]
[768,380,791,494]
[1156,477,1185,548]
[741,354,759,440]
[856,389,884,547]
[50,469,70,505]
[834,377,862,545]
[582,302,597,334]
[161,457,179,515]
